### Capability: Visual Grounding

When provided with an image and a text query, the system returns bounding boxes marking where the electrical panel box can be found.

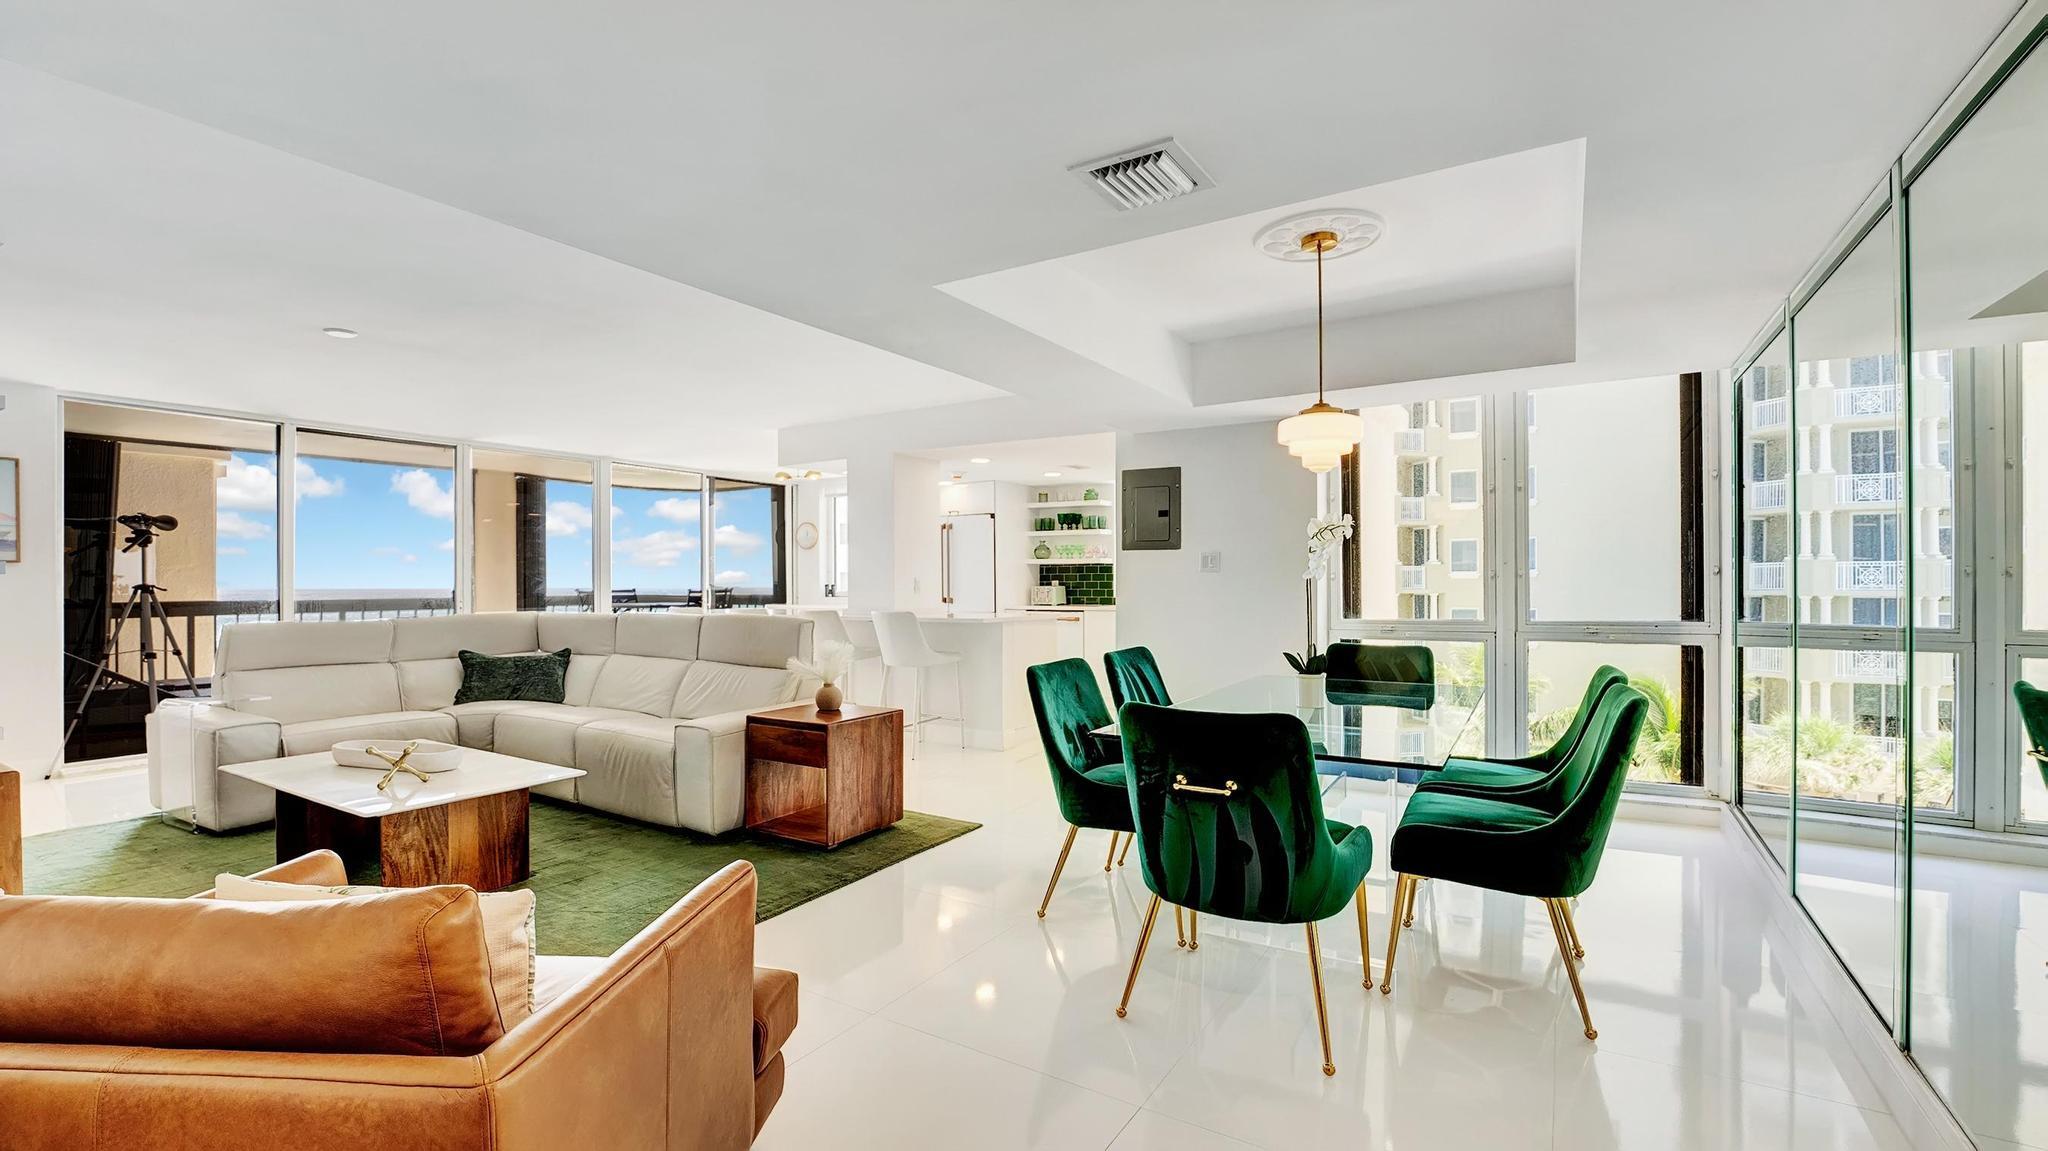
[1120,466,1181,551]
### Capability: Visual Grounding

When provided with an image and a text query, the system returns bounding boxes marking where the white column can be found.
[846,451,942,614]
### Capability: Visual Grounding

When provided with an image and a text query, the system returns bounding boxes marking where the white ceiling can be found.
[0,0,2025,470]
[912,433,1117,488]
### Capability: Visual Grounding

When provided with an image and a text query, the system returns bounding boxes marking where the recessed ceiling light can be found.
[969,457,991,464]
[1043,471,1062,478]
[321,327,359,339]
[802,469,823,480]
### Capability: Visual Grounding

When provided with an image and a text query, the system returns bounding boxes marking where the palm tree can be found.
[1629,675,1683,784]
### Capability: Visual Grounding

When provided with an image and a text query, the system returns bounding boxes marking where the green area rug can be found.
[23,802,979,956]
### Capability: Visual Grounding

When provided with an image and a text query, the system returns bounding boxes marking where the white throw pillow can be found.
[214,873,537,1029]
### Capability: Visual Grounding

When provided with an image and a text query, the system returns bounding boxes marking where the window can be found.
[471,450,594,612]
[1851,513,1900,561]
[709,477,786,605]
[609,464,704,608]
[1527,536,1538,575]
[292,431,456,620]
[1451,607,1481,620]
[1525,465,1537,502]
[1525,394,1537,429]
[1406,461,1430,498]
[1851,682,1904,740]
[1349,400,1484,620]
[1407,595,1433,620]
[1406,401,1430,430]
[61,402,282,763]
[1851,596,1900,627]
[1447,398,1480,436]
[1848,429,1899,476]
[1527,641,1697,784]
[1449,538,1479,575]
[1448,469,1478,506]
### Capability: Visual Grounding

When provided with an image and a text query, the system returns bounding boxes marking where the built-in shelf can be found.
[1028,557,1115,566]
[1027,500,1113,510]
[1028,528,1112,536]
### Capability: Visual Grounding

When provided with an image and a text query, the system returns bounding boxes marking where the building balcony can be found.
[1744,647,1789,674]
[1748,479,1788,511]
[1748,562,1787,592]
[1834,384,1902,420]
[1835,472,1902,504]
[1396,428,1426,453]
[1750,396,1789,430]
[1836,559,1903,592]
[1835,649,1905,680]
[1398,496,1426,523]
[1397,565,1428,592]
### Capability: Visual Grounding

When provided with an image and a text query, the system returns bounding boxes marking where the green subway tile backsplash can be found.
[1036,563,1115,605]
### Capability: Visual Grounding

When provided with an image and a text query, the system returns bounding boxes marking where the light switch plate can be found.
[1200,551,1222,573]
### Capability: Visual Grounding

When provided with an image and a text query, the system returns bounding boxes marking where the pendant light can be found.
[1276,229,1361,473]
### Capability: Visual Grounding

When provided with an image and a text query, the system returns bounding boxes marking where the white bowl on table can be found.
[330,738,465,774]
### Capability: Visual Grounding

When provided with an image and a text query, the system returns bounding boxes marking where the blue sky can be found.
[214,452,774,595]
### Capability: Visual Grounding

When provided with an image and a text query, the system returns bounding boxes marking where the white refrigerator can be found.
[939,513,997,614]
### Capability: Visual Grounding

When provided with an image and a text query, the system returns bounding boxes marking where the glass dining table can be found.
[1090,673,1486,861]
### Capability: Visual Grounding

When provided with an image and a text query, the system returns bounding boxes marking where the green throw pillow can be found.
[454,648,572,705]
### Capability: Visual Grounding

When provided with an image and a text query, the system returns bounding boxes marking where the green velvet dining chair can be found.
[1380,684,1648,1042]
[1323,641,1436,709]
[2016,680,2048,788]
[1114,701,1375,1076]
[1418,665,1629,796]
[1104,646,1172,710]
[1026,659,1139,918]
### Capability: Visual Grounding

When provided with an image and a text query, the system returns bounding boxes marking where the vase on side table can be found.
[815,682,844,712]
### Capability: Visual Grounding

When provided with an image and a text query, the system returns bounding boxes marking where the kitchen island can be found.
[840,611,1059,750]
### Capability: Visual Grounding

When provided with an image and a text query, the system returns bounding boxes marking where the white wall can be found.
[1116,421,1316,699]
[0,382,65,776]
[847,450,940,613]
[791,475,847,605]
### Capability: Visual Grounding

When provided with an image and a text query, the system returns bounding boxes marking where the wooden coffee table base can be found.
[274,788,532,891]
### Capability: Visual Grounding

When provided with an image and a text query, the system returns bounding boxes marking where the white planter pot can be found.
[1296,673,1327,708]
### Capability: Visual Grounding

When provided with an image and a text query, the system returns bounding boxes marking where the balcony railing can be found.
[1744,647,1789,674]
[1396,429,1426,453]
[1398,496,1426,523]
[1836,560,1902,592]
[1748,479,1788,511]
[1834,384,1902,419]
[1750,396,1789,429]
[1747,562,1787,592]
[1835,472,1902,504]
[1835,649,1905,680]
[1397,565,1428,591]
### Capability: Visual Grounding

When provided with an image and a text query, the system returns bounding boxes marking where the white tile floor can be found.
[26,744,1914,1149]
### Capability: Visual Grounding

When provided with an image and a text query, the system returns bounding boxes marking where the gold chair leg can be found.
[1118,833,1133,867]
[1035,826,1079,919]
[1354,880,1374,989]
[1174,904,1186,948]
[1116,895,1164,1018]
[1305,922,1335,1076]
[1402,876,1417,928]
[1381,874,1412,996]
[1545,898,1597,1040]
[1187,909,1199,951]
[1559,898,1586,959]
[1104,832,1120,872]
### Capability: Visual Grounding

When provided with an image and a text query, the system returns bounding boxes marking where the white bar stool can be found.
[803,610,882,703]
[873,611,965,758]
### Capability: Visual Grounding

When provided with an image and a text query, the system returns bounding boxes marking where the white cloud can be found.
[547,500,592,537]
[391,469,453,519]
[648,497,699,524]
[403,553,419,564]
[713,523,763,554]
[215,511,273,540]
[216,457,276,509]
[436,539,455,552]
[295,460,344,499]
[613,529,697,568]
[715,569,752,583]
[216,545,248,557]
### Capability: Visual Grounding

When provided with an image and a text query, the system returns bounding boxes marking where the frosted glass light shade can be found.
[1277,405,1361,474]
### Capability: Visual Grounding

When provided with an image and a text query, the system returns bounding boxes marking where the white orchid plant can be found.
[1286,513,1354,675]
[788,640,854,686]
[1304,513,1354,580]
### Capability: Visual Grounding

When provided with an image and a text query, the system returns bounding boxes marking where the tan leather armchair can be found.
[1,853,795,1150]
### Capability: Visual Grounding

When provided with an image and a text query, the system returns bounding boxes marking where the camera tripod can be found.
[56,513,199,777]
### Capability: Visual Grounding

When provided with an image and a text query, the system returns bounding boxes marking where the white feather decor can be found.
[789,640,854,686]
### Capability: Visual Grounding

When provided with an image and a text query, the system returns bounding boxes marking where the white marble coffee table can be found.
[223,749,584,891]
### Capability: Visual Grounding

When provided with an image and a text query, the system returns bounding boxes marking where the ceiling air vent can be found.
[1070,138,1213,211]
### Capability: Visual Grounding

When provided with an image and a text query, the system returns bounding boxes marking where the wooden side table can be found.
[745,703,904,847]
[0,767,21,896]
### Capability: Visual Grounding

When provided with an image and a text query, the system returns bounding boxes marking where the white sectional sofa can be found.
[147,611,814,835]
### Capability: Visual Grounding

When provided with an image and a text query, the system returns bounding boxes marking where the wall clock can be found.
[795,521,819,550]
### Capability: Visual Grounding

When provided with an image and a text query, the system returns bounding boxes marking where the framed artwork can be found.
[0,457,17,563]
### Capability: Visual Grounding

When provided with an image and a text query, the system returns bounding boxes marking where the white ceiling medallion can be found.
[1253,209,1385,262]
